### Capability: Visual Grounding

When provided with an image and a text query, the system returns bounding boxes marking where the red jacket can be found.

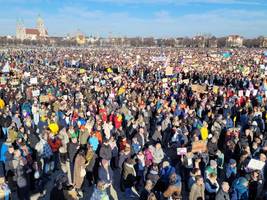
[48,137,62,152]
[99,108,108,122]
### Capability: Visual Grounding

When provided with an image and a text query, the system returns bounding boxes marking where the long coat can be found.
[73,154,86,189]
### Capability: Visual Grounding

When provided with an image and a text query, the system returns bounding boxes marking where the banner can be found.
[151,56,167,62]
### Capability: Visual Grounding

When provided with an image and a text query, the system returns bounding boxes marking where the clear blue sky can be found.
[0,0,266,38]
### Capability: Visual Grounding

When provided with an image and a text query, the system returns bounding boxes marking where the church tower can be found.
[16,19,25,40]
[36,15,47,37]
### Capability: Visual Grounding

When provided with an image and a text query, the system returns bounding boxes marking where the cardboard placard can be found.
[165,67,173,76]
[181,79,190,84]
[24,72,30,77]
[95,86,101,92]
[30,77,38,85]
[61,75,67,83]
[191,84,207,93]
[10,79,19,86]
[247,159,265,171]
[192,140,207,153]
[177,148,187,156]
[40,95,50,103]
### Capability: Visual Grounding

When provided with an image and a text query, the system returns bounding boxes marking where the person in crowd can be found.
[216,182,230,200]
[73,149,86,197]
[189,175,205,200]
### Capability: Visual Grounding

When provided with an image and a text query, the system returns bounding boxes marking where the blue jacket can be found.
[0,143,8,162]
[88,137,99,152]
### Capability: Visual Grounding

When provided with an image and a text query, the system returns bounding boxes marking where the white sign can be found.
[30,77,38,85]
[177,148,187,156]
[2,62,10,73]
[32,90,40,97]
[247,159,265,171]
[24,72,31,77]
[151,56,167,62]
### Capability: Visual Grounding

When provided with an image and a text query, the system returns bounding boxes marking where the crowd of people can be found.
[0,47,267,200]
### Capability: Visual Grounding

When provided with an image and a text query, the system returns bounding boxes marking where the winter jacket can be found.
[98,166,113,184]
[99,144,112,161]
[189,183,205,200]
[216,189,230,200]
[151,146,164,164]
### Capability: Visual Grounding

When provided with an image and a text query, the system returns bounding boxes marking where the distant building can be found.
[208,37,218,48]
[227,35,243,47]
[16,15,48,40]
[193,36,206,48]
[261,37,267,48]
[175,38,184,47]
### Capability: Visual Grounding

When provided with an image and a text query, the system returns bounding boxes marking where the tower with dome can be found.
[16,15,48,40]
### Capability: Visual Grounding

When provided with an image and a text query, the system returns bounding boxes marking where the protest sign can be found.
[238,90,243,97]
[151,56,167,62]
[165,67,173,76]
[32,90,40,97]
[177,148,187,156]
[2,62,10,73]
[30,77,38,85]
[61,75,67,83]
[10,79,19,86]
[192,141,207,153]
[162,78,168,83]
[181,79,190,84]
[40,95,50,103]
[247,159,265,171]
[191,84,207,93]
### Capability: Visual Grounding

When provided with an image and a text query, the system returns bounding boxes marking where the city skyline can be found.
[0,0,267,38]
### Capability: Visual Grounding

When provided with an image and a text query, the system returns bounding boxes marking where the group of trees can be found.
[0,36,266,48]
